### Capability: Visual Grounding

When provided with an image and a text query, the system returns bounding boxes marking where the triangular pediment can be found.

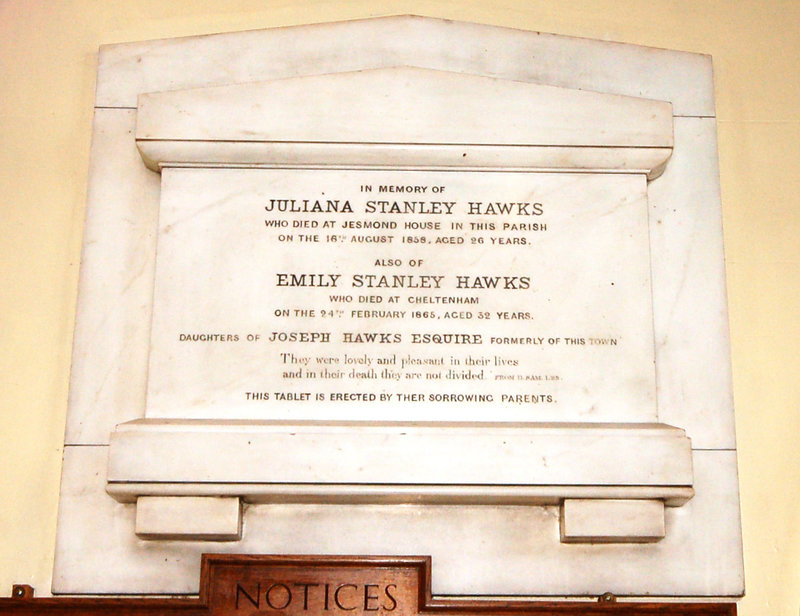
[98,15,713,116]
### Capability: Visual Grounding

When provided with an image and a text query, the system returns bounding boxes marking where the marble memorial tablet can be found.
[52,16,743,599]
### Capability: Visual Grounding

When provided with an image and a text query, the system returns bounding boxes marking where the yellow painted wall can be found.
[1,1,798,613]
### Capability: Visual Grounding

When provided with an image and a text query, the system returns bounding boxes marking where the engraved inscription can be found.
[146,169,657,423]
[234,582,398,612]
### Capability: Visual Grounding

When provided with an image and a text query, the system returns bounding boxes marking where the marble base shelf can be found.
[107,420,692,543]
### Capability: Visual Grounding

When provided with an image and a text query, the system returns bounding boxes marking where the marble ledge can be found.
[106,420,694,506]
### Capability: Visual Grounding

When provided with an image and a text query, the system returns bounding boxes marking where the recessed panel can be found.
[146,168,655,423]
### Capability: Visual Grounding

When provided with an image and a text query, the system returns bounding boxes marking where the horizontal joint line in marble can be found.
[97,101,710,119]
[157,163,658,174]
[137,139,672,148]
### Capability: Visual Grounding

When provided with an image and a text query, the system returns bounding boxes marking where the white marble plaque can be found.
[52,16,743,598]
[147,168,655,423]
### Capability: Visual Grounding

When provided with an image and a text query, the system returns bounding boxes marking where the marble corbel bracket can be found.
[106,421,694,543]
[134,66,673,178]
